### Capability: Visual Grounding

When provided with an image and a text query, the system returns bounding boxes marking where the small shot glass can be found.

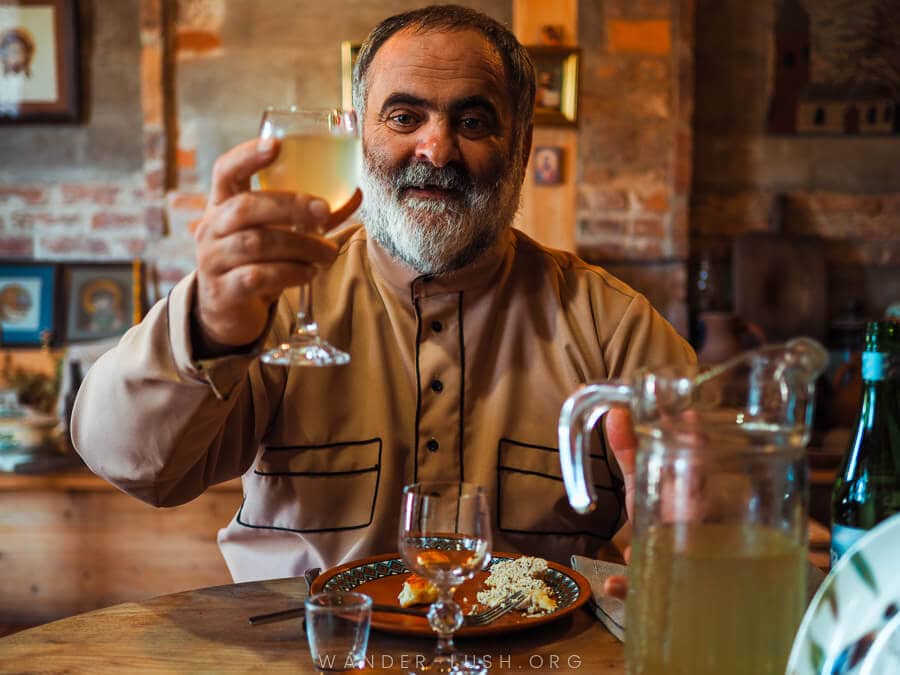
[305,591,372,672]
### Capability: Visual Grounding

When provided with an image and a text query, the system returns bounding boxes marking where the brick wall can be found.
[576,0,694,334]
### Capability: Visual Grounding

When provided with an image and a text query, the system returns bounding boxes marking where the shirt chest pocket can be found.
[496,438,623,539]
[238,438,382,533]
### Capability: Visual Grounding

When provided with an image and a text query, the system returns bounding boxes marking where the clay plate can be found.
[310,551,591,637]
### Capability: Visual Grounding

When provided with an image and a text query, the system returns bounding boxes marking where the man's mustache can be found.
[391,161,473,193]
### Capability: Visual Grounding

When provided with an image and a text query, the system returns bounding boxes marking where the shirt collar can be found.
[365,227,514,300]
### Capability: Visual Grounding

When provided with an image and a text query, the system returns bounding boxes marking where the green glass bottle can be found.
[831,320,900,563]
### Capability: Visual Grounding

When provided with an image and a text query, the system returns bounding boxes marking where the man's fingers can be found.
[604,407,637,472]
[219,261,319,297]
[209,138,280,205]
[323,188,363,231]
[201,191,330,239]
[207,230,339,276]
[603,576,628,600]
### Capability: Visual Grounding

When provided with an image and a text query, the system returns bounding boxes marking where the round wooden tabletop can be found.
[0,576,624,673]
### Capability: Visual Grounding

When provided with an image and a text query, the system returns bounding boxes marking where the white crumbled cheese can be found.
[476,556,558,616]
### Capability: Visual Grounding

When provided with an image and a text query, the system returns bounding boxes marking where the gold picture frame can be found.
[528,46,579,127]
[341,41,361,110]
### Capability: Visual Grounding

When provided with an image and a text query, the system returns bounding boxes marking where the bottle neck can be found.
[861,351,899,383]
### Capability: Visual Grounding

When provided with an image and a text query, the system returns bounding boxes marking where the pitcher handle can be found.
[558,382,634,514]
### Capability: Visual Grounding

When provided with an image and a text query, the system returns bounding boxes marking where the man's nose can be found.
[414,119,460,168]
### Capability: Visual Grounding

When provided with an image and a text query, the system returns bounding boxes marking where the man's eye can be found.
[459,116,493,137]
[388,112,416,126]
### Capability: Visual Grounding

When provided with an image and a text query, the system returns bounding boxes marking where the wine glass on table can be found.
[398,482,492,674]
[256,106,361,367]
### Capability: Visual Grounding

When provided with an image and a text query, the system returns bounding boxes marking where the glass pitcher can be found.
[558,338,828,675]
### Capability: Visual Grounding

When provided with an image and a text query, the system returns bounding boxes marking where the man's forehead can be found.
[366,27,509,107]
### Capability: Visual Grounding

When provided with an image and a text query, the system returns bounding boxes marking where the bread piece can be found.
[398,573,439,608]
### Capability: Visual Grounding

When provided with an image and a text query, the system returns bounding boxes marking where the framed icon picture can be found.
[341,41,361,110]
[0,0,80,123]
[533,146,563,185]
[0,262,57,346]
[63,263,139,343]
[528,46,579,127]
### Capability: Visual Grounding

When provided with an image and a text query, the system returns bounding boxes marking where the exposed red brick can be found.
[608,20,672,56]
[177,168,200,188]
[140,0,161,32]
[0,236,33,256]
[691,192,772,235]
[806,193,883,215]
[39,236,111,256]
[144,129,166,162]
[176,147,196,170]
[141,46,163,126]
[637,190,670,213]
[177,30,222,54]
[145,168,164,191]
[11,212,83,229]
[579,218,628,237]
[169,191,206,211]
[92,212,143,230]
[578,237,665,261]
[579,188,629,212]
[144,206,167,237]
[61,184,119,206]
[632,217,666,237]
[0,186,48,205]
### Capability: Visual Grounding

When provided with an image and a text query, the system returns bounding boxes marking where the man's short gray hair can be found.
[352,4,535,152]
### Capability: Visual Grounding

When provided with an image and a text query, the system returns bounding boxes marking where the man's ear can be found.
[521,123,533,169]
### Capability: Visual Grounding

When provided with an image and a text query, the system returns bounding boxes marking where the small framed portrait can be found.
[0,262,57,346]
[341,41,361,110]
[533,146,563,185]
[528,46,579,127]
[63,263,141,343]
[0,0,79,123]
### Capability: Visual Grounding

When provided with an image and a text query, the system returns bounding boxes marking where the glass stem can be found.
[294,283,318,338]
[429,586,462,659]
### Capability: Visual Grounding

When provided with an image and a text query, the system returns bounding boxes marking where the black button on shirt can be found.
[431,321,443,332]
[426,438,439,452]
[430,379,444,393]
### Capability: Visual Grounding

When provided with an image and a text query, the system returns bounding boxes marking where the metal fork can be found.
[249,589,527,627]
[462,590,527,626]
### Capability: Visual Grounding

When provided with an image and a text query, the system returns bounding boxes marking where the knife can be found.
[249,602,431,625]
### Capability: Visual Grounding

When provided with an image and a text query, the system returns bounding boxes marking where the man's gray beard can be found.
[359,154,524,275]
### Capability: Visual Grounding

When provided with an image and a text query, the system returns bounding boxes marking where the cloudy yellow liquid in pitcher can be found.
[626,523,806,675]
[257,134,361,210]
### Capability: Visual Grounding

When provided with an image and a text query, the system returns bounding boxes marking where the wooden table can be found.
[0,577,623,674]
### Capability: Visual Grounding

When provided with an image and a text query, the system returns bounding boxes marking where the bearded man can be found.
[73,5,693,582]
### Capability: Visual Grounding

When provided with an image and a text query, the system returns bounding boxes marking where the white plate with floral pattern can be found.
[787,513,900,675]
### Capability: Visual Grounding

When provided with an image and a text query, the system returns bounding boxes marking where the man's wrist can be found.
[190,302,259,360]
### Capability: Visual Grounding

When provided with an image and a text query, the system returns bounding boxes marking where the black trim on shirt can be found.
[495,437,621,539]
[236,438,383,533]
[457,290,466,482]
[412,293,424,483]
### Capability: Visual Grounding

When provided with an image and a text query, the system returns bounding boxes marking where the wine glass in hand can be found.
[399,482,492,674]
[256,107,360,367]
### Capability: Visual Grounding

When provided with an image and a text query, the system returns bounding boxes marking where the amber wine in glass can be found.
[398,482,492,674]
[256,107,361,367]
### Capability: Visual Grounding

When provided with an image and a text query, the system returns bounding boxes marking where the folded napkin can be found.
[570,555,626,642]
[571,554,828,644]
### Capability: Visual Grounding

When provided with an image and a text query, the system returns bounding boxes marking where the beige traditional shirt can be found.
[72,225,694,582]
